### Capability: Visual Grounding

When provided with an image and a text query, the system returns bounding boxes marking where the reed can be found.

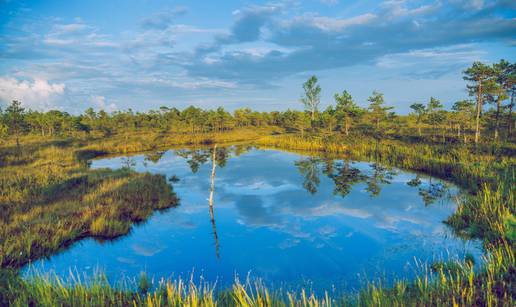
[80,128,275,155]
[2,243,513,307]
[0,142,178,268]
[0,128,270,268]
[0,131,515,306]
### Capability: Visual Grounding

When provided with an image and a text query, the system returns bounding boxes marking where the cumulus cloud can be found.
[215,5,282,45]
[43,22,117,48]
[375,44,487,78]
[283,13,377,32]
[141,6,188,30]
[0,0,514,111]
[0,77,65,110]
[90,95,117,112]
[380,1,441,18]
[52,23,89,34]
[180,0,516,85]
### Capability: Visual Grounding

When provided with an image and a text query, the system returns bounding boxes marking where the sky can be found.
[0,0,515,114]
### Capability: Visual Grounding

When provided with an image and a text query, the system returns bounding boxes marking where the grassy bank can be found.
[0,142,177,268]
[2,242,514,306]
[79,127,278,155]
[257,135,515,191]
[1,131,515,306]
[0,128,275,268]
[256,134,516,305]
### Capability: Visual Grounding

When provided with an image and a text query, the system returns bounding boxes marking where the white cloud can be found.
[376,45,484,68]
[375,44,486,78]
[141,6,188,30]
[171,79,238,89]
[287,13,377,32]
[381,1,440,18]
[53,23,88,34]
[43,22,117,48]
[137,77,238,89]
[90,95,117,112]
[0,77,65,110]
[168,24,224,35]
[42,38,74,45]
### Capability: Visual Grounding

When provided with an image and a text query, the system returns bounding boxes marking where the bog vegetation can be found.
[0,60,515,306]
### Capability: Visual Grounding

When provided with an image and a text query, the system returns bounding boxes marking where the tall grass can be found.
[0,129,270,268]
[0,142,178,268]
[255,134,516,305]
[255,135,348,154]
[2,241,513,306]
[81,127,275,155]
[257,135,514,191]
[1,131,515,306]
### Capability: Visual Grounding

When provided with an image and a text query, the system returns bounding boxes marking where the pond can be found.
[24,145,482,293]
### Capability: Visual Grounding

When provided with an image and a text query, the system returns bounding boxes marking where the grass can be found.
[0,128,279,269]
[2,242,513,306]
[257,134,514,192]
[0,146,178,268]
[256,133,516,305]
[0,129,515,306]
[79,127,278,155]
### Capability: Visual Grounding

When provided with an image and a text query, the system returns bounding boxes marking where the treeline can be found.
[0,60,514,144]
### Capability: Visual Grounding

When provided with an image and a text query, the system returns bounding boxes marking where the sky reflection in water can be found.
[24,146,483,292]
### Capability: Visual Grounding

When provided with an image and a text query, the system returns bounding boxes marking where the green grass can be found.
[2,242,513,306]
[0,148,178,268]
[0,129,274,269]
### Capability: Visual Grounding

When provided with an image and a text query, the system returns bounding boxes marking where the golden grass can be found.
[0,130,514,306]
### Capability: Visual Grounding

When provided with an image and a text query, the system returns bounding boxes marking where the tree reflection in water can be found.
[295,157,321,194]
[329,160,368,197]
[144,150,166,164]
[176,149,210,173]
[418,181,450,206]
[294,156,397,199]
[406,175,450,206]
[170,147,452,235]
[208,145,220,259]
[366,163,397,197]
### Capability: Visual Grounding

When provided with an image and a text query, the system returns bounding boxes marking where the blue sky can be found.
[0,0,515,114]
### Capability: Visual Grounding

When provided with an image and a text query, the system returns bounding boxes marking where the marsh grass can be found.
[254,134,516,305]
[0,142,178,268]
[79,128,275,155]
[257,135,514,191]
[0,130,515,306]
[2,245,514,307]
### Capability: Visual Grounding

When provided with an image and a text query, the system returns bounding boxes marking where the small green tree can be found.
[294,111,311,137]
[300,75,321,123]
[0,107,8,138]
[452,100,475,143]
[483,77,507,141]
[321,106,337,133]
[491,59,515,140]
[334,90,362,136]
[425,97,445,140]
[409,103,426,136]
[367,91,393,137]
[5,100,25,149]
[463,61,494,144]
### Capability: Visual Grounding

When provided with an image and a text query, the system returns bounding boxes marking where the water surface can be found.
[25,146,482,292]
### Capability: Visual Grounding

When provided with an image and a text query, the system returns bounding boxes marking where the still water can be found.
[24,146,482,292]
